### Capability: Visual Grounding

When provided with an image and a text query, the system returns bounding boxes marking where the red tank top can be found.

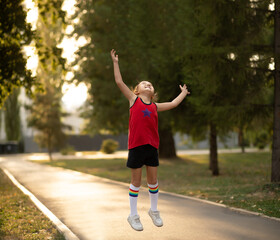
[128,97,159,149]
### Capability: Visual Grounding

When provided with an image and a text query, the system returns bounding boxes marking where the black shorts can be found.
[127,144,159,169]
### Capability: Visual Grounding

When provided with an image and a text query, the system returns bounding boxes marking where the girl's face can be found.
[137,81,155,95]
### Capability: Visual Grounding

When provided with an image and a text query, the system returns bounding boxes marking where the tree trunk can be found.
[271,1,280,182]
[48,132,53,161]
[238,127,245,153]
[48,149,53,161]
[209,123,219,176]
[158,124,177,158]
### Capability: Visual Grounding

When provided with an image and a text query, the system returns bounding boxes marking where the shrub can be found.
[60,145,76,155]
[100,139,119,154]
[253,131,269,150]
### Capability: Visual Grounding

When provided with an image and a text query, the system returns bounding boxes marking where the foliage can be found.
[27,0,68,160]
[73,1,274,161]
[4,88,21,141]
[74,0,132,135]
[253,131,270,149]
[74,0,193,157]
[34,0,66,88]
[26,85,71,160]
[178,0,272,174]
[100,139,119,154]
[60,145,76,155]
[0,0,38,107]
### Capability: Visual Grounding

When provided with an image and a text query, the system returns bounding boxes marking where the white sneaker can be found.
[127,214,143,231]
[148,209,163,227]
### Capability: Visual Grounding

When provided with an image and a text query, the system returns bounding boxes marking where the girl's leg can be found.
[146,166,163,227]
[146,166,159,211]
[129,168,142,216]
[131,168,142,187]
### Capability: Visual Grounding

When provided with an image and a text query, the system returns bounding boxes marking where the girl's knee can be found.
[147,178,157,185]
[131,180,141,187]
[147,173,157,185]
[131,168,142,187]
[146,167,157,185]
[131,174,142,187]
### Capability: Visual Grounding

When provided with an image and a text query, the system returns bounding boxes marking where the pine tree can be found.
[74,0,271,164]
[143,0,190,158]
[75,0,137,135]
[74,0,191,157]
[182,0,271,175]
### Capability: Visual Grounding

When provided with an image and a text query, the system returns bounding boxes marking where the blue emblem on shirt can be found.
[142,108,152,117]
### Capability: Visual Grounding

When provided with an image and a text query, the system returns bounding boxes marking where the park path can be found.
[0,153,279,240]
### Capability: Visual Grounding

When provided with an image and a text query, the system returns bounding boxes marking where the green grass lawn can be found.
[41,152,280,218]
[0,169,65,240]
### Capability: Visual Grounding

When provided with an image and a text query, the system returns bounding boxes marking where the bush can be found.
[100,139,119,154]
[253,131,270,150]
[60,145,76,155]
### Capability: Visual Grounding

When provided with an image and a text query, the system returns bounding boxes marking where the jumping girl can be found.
[111,49,190,231]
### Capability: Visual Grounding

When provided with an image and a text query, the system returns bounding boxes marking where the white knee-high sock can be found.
[129,184,140,216]
[148,182,159,211]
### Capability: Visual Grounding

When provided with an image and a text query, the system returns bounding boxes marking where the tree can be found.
[271,0,280,182]
[74,0,141,136]
[181,0,271,175]
[0,0,37,107]
[4,88,21,141]
[74,0,272,164]
[26,84,70,160]
[74,0,191,158]
[27,0,68,160]
[143,1,190,158]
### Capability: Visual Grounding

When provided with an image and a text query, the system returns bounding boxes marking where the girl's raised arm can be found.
[156,84,190,112]
[111,49,136,105]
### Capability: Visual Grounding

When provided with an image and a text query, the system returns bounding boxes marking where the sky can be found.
[23,0,88,111]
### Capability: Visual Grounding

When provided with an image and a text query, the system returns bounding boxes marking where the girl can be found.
[110,49,190,231]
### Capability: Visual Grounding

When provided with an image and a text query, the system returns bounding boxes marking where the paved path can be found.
[0,154,279,240]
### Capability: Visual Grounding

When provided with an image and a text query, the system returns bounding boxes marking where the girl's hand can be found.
[180,84,190,95]
[111,49,118,63]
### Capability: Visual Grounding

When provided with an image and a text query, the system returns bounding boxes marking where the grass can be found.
[40,152,280,218]
[0,169,65,240]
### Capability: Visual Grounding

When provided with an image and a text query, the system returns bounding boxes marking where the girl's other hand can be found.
[111,49,118,63]
[180,84,190,95]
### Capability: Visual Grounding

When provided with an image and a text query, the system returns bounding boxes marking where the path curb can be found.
[2,168,80,240]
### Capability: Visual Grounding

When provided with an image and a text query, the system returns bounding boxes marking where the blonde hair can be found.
[132,81,158,102]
